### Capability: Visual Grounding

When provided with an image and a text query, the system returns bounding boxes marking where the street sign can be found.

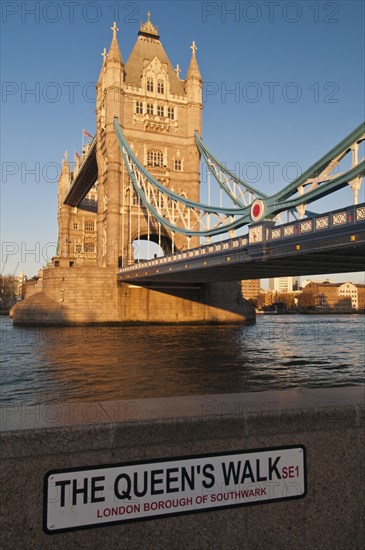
[44,445,306,533]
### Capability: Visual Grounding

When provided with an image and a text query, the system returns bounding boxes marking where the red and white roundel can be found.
[250,199,265,222]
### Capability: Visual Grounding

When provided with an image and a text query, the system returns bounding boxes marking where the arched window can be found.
[147,148,164,168]
[157,80,164,94]
[147,78,154,92]
[125,188,139,206]
[132,190,139,206]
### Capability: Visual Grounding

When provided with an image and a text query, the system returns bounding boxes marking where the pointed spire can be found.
[73,151,80,174]
[108,21,123,64]
[97,48,108,85]
[61,151,70,175]
[186,41,202,83]
[101,48,108,65]
[59,151,71,196]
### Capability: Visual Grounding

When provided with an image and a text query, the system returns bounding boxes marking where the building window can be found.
[136,101,143,114]
[147,103,154,115]
[84,242,95,253]
[147,148,164,168]
[147,78,154,92]
[86,193,96,204]
[127,189,139,206]
[84,220,95,231]
[73,222,79,230]
[167,107,175,120]
[157,80,164,94]
[75,244,82,254]
[157,105,164,117]
[174,159,182,171]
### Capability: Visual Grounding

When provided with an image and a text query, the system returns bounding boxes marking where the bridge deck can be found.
[63,141,97,206]
[118,204,365,284]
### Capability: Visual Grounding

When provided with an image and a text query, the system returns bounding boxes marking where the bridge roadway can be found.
[64,140,97,206]
[118,204,365,284]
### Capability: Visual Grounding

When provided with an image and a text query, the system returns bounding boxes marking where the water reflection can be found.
[1,315,364,405]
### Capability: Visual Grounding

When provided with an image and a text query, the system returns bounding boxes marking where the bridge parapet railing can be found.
[300,220,313,233]
[119,203,364,273]
[355,205,365,221]
[73,138,96,179]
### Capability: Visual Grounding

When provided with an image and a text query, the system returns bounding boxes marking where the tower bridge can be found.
[13,15,365,325]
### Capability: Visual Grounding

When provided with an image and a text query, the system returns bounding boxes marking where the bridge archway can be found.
[132,238,166,263]
[125,234,174,266]
[124,227,190,266]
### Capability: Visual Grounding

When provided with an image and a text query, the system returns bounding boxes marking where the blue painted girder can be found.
[114,118,364,237]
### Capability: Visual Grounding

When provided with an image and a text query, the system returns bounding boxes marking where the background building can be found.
[300,281,365,311]
[269,277,294,293]
[241,279,261,301]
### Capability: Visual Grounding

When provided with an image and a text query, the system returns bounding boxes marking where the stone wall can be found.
[1,387,364,549]
[23,284,43,299]
[12,266,255,325]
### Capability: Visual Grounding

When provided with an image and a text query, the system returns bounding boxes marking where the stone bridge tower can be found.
[95,14,203,267]
[13,16,254,326]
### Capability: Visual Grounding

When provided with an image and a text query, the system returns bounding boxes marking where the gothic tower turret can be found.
[184,41,203,220]
[57,152,71,258]
[185,41,203,137]
[96,22,125,267]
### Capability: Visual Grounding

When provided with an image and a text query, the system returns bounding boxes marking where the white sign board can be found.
[44,445,306,533]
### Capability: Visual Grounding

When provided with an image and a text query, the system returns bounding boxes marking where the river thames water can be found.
[0,314,364,406]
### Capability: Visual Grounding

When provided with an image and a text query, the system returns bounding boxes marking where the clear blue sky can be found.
[1,0,364,284]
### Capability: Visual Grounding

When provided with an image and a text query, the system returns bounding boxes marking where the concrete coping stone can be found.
[1,386,364,459]
[1,386,364,433]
